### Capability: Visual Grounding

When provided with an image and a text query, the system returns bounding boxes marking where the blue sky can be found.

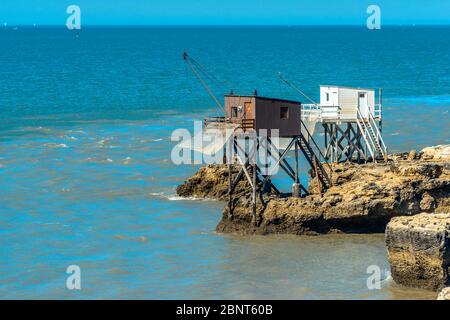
[1,0,449,26]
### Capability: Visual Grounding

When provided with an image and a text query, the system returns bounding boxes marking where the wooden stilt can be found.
[228,161,233,220]
[314,157,323,198]
[252,163,257,225]
[293,138,301,198]
[295,139,299,184]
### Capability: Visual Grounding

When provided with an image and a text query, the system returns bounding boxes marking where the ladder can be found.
[298,121,332,190]
[356,109,388,162]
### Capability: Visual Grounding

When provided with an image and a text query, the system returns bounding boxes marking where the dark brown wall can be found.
[255,98,301,137]
[224,95,301,137]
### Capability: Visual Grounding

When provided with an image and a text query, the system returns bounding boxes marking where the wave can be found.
[43,143,68,149]
[63,135,79,141]
[83,157,114,163]
[97,138,116,147]
[148,192,215,202]
[122,157,132,164]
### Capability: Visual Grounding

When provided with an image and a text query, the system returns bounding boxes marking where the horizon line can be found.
[2,24,450,28]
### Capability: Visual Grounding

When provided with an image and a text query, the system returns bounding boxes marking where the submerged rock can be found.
[176,145,450,235]
[386,213,450,291]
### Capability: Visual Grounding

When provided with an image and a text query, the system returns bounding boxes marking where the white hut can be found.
[319,85,379,120]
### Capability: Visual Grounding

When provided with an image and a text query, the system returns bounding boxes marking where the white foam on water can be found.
[83,157,114,164]
[167,195,215,202]
[122,157,132,164]
[43,143,68,149]
[148,192,165,197]
[148,192,214,202]
[97,138,116,148]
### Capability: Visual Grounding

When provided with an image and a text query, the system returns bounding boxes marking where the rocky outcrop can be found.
[219,159,449,235]
[177,145,450,235]
[176,165,249,200]
[438,287,450,300]
[386,214,450,291]
[422,145,450,161]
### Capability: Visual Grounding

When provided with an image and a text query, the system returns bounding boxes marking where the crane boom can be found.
[183,52,225,115]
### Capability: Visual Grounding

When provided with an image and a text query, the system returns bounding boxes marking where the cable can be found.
[278,73,318,105]
[183,52,226,115]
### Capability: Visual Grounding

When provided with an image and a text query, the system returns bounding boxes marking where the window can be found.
[231,107,238,118]
[326,93,330,102]
[280,107,289,119]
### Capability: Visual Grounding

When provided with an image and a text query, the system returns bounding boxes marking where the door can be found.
[244,102,252,119]
[358,92,368,118]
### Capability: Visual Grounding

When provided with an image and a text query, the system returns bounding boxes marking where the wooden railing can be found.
[241,119,255,130]
[203,116,255,131]
[204,116,226,127]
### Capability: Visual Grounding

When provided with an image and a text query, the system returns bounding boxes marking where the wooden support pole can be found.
[292,138,300,198]
[228,158,233,220]
[355,124,362,162]
[252,163,257,225]
[314,157,323,198]
[379,88,383,136]
[333,124,338,163]
[295,139,299,184]
[346,123,352,161]
[324,123,328,160]
[330,124,335,161]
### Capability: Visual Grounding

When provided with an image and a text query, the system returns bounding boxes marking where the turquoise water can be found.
[0,27,448,299]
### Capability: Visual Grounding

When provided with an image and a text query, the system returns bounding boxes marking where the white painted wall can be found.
[320,86,340,119]
[320,86,375,119]
[320,86,339,106]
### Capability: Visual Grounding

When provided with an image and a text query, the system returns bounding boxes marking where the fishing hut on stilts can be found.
[182,53,389,225]
[280,77,388,163]
[182,53,333,225]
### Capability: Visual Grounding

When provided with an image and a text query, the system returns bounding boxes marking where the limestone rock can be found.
[386,213,450,291]
[176,165,251,200]
[407,150,417,161]
[421,145,450,160]
[420,192,436,211]
[437,287,450,300]
[177,149,450,236]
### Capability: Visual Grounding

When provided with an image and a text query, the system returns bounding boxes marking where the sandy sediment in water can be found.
[176,145,450,235]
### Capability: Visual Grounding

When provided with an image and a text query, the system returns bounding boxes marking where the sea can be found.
[0,26,449,299]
